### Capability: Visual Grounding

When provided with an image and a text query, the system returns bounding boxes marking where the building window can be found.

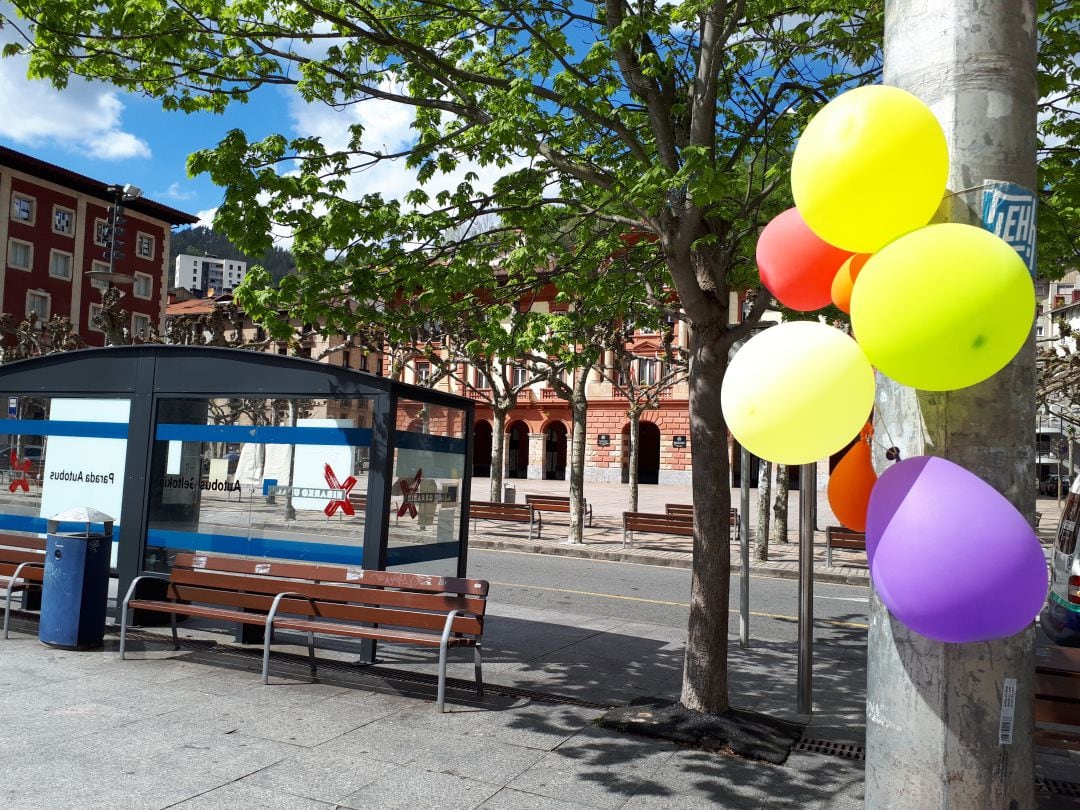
[638,358,660,385]
[49,250,73,281]
[10,194,35,225]
[136,233,155,260]
[53,205,75,236]
[88,303,103,332]
[1037,325,1045,337]
[94,218,110,246]
[7,238,32,271]
[26,290,50,322]
[415,361,431,384]
[131,312,152,338]
[133,272,153,299]
[512,366,529,387]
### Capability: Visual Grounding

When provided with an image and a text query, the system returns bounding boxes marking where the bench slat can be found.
[272,618,478,646]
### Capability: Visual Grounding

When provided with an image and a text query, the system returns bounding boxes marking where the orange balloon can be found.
[827,426,878,532]
[830,253,871,314]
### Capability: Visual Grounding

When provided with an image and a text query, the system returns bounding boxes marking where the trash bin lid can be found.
[47,506,114,535]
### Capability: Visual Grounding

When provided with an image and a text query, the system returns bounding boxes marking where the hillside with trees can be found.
[169,226,295,285]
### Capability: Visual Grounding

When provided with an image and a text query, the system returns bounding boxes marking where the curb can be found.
[469,538,871,586]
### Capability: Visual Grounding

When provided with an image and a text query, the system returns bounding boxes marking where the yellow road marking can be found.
[477,546,870,589]
[489,580,870,629]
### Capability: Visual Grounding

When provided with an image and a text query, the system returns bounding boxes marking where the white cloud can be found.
[0,22,151,161]
[287,86,529,214]
[162,182,197,202]
[195,207,218,227]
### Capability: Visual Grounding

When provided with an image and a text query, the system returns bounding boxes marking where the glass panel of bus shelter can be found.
[144,396,375,572]
[386,398,468,577]
[0,396,130,565]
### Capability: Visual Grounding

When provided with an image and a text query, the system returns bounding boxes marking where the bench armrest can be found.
[440,608,483,646]
[121,573,172,611]
[266,590,318,626]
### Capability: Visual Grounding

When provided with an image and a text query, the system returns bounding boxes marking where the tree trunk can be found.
[755,460,771,562]
[680,321,731,714]
[866,3,1037,807]
[772,464,789,543]
[567,387,588,544]
[284,398,298,520]
[489,403,509,502]
[628,409,641,513]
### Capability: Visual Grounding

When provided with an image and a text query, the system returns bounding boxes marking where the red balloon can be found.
[827,425,878,532]
[757,208,854,311]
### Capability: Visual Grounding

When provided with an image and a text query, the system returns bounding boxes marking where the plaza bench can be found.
[120,552,488,712]
[622,511,694,547]
[1035,645,1080,751]
[825,526,866,567]
[664,504,740,539]
[0,533,46,639]
[524,494,592,527]
[468,500,540,539]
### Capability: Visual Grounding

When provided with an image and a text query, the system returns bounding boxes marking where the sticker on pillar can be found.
[982,180,1036,277]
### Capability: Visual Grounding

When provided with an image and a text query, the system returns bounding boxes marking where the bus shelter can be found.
[0,346,475,605]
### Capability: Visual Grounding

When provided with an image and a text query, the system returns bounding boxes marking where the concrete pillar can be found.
[527,432,545,480]
[867,2,1038,807]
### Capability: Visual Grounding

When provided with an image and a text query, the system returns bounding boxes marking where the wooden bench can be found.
[524,495,592,527]
[664,504,740,539]
[622,511,694,547]
[1035,645,1080,750]
[0,533,46,639]
[825,526,866,567]
[120,553,488,712]
[468,500,540,539]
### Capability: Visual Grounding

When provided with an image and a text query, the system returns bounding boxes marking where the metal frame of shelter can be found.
[0,345,475,606]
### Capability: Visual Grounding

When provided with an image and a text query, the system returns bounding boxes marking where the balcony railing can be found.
[516,390,533,403]
[540,388,559,401]
[465,388,491,401]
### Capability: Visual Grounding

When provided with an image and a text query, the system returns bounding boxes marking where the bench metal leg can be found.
[119,605,129,660]
[170,613,179,650]
[623,530,632,548]
[3,584,18,640]
[308,631,317,681]
[825,543,832,568]
[437,641,449,713]
[261,630,273,684]
[474,643,484,698]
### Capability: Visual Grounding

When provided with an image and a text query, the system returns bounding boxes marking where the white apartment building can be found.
[174,253,248,295]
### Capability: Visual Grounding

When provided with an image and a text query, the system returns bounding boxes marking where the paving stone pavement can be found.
[0,485,1072,808]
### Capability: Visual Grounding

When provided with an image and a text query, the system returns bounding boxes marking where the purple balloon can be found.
[867,456,1048,644]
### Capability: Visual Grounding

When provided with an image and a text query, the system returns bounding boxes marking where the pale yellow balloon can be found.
[721,322,876,465]
[850,223,1035,391]
[791,85,949,254]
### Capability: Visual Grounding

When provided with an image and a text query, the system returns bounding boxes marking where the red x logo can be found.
[397,468,424,519]
[8,450,31,493]
[323,464,357,517]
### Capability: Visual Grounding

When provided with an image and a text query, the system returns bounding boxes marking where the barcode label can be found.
[255,563,271,574]
[999,677,1017,745]
[192,556,207,569]
[346,568,363,581]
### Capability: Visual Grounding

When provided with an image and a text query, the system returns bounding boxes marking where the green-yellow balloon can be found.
[850,223,1034,391]
[791,85,949,254]
[721,322,876,465]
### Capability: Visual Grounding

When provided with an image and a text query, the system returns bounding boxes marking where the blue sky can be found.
[0,3,523,242]
[0,17,289,226]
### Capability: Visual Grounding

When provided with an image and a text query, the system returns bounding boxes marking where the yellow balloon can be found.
[791,85,949,254]
[721,322,876,465]
[850,223,1034,391]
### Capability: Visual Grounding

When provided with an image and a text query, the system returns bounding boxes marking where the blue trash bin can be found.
[39,507,114,650]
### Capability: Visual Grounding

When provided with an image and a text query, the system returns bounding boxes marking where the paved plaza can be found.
[0,483,1075,808]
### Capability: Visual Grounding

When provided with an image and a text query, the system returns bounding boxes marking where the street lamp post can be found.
[85,184,142,345]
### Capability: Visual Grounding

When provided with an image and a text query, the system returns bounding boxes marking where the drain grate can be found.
[793,738,865,760]
[1036,777,1080,799]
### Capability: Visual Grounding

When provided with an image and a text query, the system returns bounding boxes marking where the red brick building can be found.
[1,146,198,346]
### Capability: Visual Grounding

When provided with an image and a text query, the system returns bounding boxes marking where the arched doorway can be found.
[638,422,661,485]
[543,422,568,480]
[507,421,530,479]
[472,421,492,478]
[621,421,661,484]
